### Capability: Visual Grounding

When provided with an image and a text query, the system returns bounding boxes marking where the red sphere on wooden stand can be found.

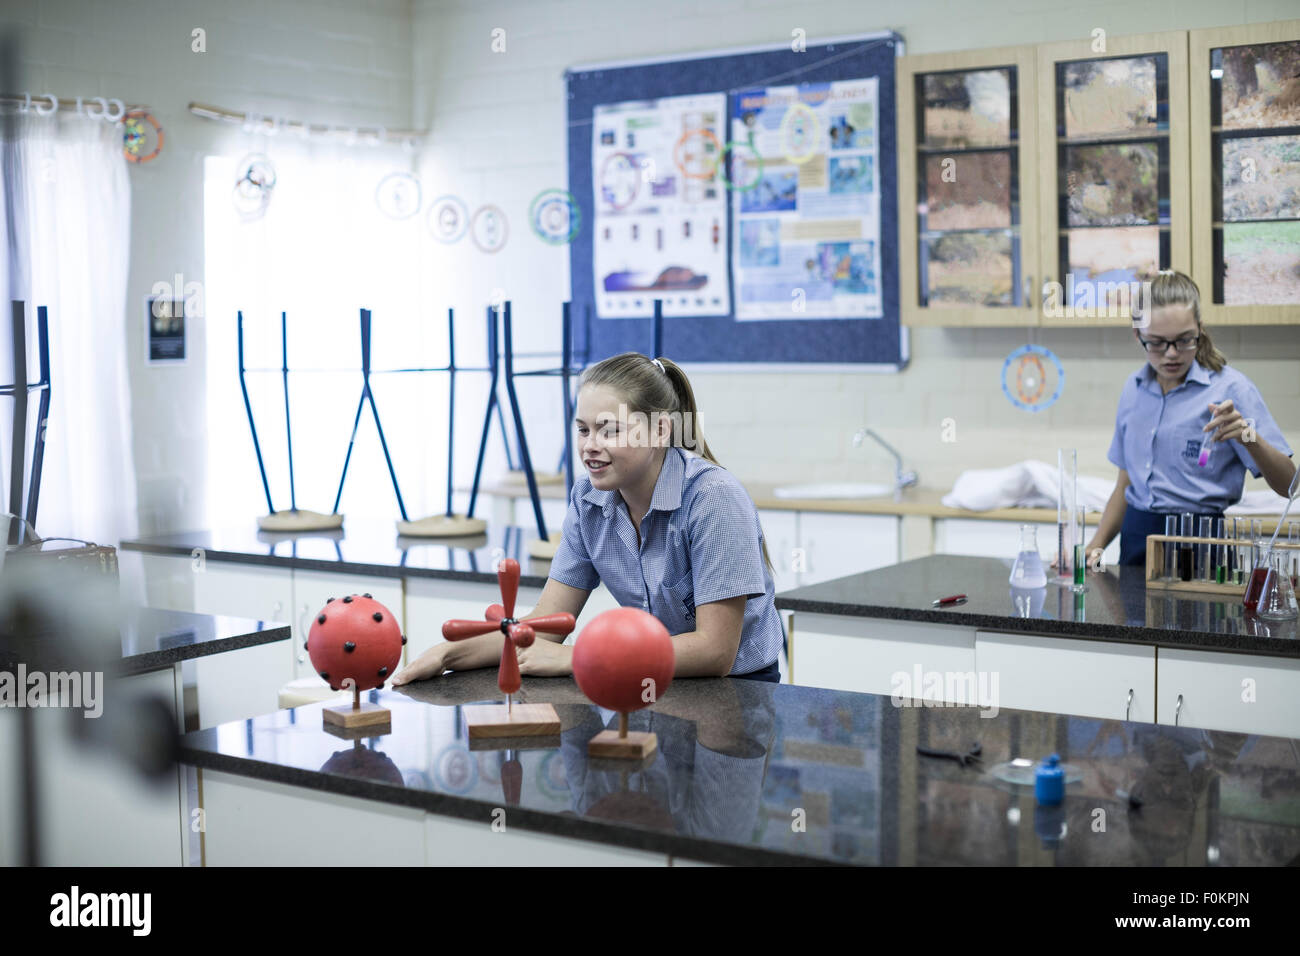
[306,592,406,735]
[572,607,674,759]
[441,558,574,740]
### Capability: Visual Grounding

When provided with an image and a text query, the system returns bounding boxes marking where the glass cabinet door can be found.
[898,45,1040,326]
[1191,20,1300,324]
[1037,32,1190,327]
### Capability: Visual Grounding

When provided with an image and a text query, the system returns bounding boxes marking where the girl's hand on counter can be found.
[1205,399,1246,443]
[516,638,573,677]
[391,643,448,686]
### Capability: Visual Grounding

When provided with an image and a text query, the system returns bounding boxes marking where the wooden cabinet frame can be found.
[897,44,1041,327]
[1189,19,1300,325]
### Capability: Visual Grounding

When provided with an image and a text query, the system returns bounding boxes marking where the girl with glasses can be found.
[1083,271,1296,567]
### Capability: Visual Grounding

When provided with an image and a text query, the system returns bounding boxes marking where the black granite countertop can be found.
[120,524,554,587]
[1,604,290,677]
[116,607,291,676]
[776,556,1300,659]
[178,669,1300,866]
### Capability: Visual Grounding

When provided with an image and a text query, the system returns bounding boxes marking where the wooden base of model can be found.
[259,509,345,533]
[463,700,561,739]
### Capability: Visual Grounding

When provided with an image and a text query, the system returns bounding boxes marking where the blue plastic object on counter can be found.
[1035,753,1065,805]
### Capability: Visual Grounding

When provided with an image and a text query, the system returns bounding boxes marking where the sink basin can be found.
[771,482,894,500]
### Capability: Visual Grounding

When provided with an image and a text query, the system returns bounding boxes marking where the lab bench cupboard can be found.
[787,611,1300,738]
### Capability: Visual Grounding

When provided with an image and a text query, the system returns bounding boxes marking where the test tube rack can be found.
[1144,534,1300,596]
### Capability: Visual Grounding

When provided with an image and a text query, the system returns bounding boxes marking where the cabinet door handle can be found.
[1174,693,1183,727]
[1126,688,1133,721]
[1023,274,1033,308]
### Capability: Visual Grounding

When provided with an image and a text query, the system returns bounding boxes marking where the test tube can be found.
[1196,429,1215,468]
[1198,516,1212,581]
[1164,515,1178,580]
[1233,517,1246,585]
[1213,518,1227,584]
[1057,448,1076,578]
[1072,504,1088,592]
[1179,513,1194,581]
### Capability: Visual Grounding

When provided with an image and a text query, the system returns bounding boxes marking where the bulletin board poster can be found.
[591,92,730,319]
[730,78,883,321]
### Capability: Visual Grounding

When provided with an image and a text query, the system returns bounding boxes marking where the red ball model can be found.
[572,607,674,713]
[306,593,405,692]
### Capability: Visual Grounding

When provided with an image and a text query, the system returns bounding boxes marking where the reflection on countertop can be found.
[179,669,1300,866]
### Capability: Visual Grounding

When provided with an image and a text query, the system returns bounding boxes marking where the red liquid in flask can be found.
[1243,566,1270,612]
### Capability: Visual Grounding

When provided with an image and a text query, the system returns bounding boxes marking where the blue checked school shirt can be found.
[1107,359,1293,514]
[548,446,784,676]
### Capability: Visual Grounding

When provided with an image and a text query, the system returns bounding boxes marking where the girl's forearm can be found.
[1087,483,1128,552]
[1247,435,1297,498]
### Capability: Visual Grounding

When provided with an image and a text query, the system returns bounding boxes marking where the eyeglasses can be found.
[1137,333,1199,354]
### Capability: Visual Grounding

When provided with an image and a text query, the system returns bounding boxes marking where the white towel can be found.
[942,460,1113,512]
[942,461,1295,518]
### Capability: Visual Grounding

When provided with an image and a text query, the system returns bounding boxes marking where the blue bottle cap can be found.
[1035,753,1065,806]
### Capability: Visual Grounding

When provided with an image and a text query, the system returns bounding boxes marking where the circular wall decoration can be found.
[375,171,422,220]
[529,188,580,245]
[719,135,763,192]
[1001,344,1064,413]
[470,204,509,253]
[427,194,469,243]
[672,127,721,181]
[779,101,821,165]
[233,154,277,221]
[598,152,640,210]
[123,110,164,163]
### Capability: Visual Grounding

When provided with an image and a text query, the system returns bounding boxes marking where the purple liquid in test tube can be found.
[1197,430,1214,467]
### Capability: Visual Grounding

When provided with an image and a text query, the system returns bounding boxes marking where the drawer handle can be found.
[1174,693,1183,727]
[1126,688,1133,721]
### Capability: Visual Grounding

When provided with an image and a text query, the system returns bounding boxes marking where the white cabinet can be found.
[935,519,1121,568]
[757,509,799,595]
[1156,648,1300,738]
[975,631,1155,722]
[790,612,977,699]
[797,512,900,586]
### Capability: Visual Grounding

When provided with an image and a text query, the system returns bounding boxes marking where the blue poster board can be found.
[566,33,904,368]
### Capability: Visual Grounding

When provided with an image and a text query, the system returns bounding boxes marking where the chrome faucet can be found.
[852,428,919,499]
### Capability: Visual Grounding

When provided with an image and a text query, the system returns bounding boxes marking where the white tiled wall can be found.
[3,0,1295,536]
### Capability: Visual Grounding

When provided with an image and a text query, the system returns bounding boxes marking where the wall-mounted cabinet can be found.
[900,24,1300,327]
[1036,30,1189,328]
[898,45,1041,326]
[1190,19,1300,325]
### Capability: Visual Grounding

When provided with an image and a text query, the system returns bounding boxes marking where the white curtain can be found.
[0,112,137,546]
[203,139,442,528]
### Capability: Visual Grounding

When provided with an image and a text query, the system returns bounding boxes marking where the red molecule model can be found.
[442,558,575,697]
[307,593,405,692]
[572,608,674,759]
[441,558,575,739]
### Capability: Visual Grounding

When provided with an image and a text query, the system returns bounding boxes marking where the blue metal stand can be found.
[3,301,51,545]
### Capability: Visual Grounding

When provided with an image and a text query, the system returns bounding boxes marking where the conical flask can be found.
[1010,525,1047,588]
[1257,550,1298,621]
